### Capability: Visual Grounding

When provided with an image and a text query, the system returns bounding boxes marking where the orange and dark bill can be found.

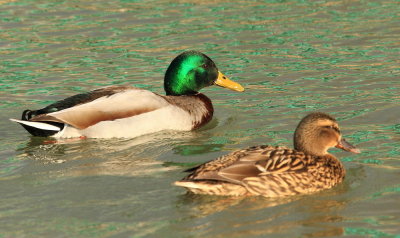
[214,71,244,92]
[336,138,361,153]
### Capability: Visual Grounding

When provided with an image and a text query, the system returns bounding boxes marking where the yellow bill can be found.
[214,71,244,92]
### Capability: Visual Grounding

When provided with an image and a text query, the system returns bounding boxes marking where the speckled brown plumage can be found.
[175,112,360,197]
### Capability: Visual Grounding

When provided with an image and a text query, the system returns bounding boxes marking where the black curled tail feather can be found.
[22,110,34,121]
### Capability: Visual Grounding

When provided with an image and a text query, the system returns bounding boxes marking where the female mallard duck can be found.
[175,112,360,197]
[10,51,244,138]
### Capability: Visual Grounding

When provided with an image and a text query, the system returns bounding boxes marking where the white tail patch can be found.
[174,181,204,189]
[9,118,61,131]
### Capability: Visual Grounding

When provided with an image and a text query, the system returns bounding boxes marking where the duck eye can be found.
[202,64,208,69]
[325,125,340,133]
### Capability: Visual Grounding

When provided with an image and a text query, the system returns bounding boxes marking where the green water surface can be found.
[0,0,399,237]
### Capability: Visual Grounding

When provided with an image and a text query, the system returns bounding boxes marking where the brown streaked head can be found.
[293,112,360,156]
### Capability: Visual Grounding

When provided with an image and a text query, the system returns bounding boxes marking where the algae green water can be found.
[1,0,399,237]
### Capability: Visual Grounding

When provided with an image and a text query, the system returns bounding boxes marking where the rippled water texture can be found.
[0,0,399,237]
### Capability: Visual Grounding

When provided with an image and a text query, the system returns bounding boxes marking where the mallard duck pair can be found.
[11,51,360,197]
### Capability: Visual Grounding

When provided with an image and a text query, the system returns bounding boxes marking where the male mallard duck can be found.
[175,112,360,197]
[10,51,244,138]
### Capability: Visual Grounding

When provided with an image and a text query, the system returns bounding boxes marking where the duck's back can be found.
[12,87,216,138]
[176,145,345,197]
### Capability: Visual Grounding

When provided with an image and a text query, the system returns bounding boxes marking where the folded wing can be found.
[183,145,309,185]
[28,86,169,129]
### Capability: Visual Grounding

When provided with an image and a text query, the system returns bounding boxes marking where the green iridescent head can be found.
[164,51,244,96]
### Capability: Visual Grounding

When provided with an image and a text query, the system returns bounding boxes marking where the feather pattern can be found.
[31,87,167,130]
[176,146,345,197]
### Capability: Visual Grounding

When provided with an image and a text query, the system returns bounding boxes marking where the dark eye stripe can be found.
[324,125,341,133]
